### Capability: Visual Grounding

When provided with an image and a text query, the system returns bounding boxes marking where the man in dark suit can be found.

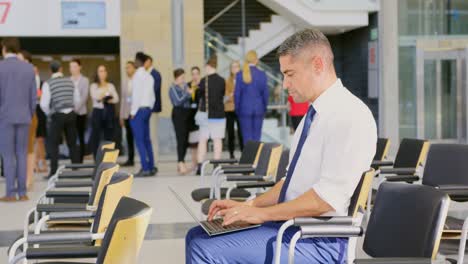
[0,38,37,202]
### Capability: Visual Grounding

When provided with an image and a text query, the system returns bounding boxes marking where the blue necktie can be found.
[278,105,316,203]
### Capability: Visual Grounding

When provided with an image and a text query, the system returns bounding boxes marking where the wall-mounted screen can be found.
[61,1,106,29]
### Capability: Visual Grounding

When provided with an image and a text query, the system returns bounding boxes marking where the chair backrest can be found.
[101,149,120,164]
[238,141,262,165]
[254,143,280,176]
[274,149,289,182]
[264,144,283,178]
[422,143,468,187]
[373,138,390,161]
[347,169,375,217]
[393,138,430,168]
[88,163,119,206]
[92,172,134,246]
[363,182,450,259]
[96,197,152,264]
[95,142,116,164]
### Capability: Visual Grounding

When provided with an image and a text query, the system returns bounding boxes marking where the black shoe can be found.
[120,161,134,167]
[134,169,144,177]
[230,153,235,159]
[151,167,158,175]
[142,170,155,177]
[195,163,201,176]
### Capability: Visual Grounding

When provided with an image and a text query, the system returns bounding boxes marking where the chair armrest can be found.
[221,168,256,174]
[236,181,275,189]
[300,225,363,237]
[226,175,268,182]
[45,190,90,199]
[26,232,94,244]
[437,184,468,191]
[54,180,93,188]
[354,258,432,264]
[371,160,394,167]
[436,186,468,201]
[380,168,417,175]
[385,175,420,183]
[209,159,238,165]
[48,211,95,220]
[26,246,100,259]
[294,216,354,226]
[64,163,96,170]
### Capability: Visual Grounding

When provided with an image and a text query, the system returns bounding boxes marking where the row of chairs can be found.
[7,142,152,264]
[193,139,468,263]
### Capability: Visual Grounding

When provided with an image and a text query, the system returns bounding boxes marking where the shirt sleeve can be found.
[312,114,377,215]
[40,82,51,115]
[130,75,140,116]
[109,83,119,104]
[90,83,100,101]
[76,78,89,111]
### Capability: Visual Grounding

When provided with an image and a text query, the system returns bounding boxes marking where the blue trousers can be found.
[186,222,347,264]
[238,115,263,145]
[0,122,29,197]
[130,108,154,171]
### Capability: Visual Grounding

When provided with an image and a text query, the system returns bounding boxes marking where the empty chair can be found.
[9,196,152,264]
[277,182,449,264]
[371,138,390,170]
[9,172,133,258]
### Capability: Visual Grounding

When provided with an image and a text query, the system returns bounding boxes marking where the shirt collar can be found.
[52,72,64,78]
[5,53,17,59]
[146,67,154,73]
[311,78,343,114]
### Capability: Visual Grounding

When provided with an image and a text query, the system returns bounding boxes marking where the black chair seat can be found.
[37,204,88,213]
[46,191,90,198]
[26,246,99,259]
[58,170,94,179]
[191,188,251,202]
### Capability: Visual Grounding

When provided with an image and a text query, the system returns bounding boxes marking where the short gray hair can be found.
[277,28,333,62]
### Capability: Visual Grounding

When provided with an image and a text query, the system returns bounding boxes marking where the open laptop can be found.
[169,186,260,236]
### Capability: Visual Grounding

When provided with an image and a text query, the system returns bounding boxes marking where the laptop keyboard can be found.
[201,218,251,234]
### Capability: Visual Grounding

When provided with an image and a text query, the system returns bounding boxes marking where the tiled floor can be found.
[0,153,467,263]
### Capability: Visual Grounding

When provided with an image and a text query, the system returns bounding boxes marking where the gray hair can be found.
[277,28,334,63]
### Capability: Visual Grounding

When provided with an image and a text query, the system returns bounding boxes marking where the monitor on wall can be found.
[61,1,106,29]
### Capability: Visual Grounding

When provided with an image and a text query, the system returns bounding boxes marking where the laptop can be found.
[169,186,260,236]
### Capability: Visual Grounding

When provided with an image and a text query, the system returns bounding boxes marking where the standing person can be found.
[169,69,193,175]
[288,95,309,131]
[196,55,226,174]
[144,54,161,169]
[89,65,119,158]
[0,38,36,201]
[40,60,79,178]
[187,66,201,173]
[18,50,38,191]
[131,52,156,177]
[224,60,243,159]
[234,50,269,144]
[34,65,48,173]
[119,61,136,167]
[69,58,89,162]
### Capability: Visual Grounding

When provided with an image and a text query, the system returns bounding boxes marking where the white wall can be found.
[0,0,120,36]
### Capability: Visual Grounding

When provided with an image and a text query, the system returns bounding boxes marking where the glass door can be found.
[416,48,467,142]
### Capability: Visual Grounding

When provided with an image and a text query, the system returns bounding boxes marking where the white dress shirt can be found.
[284,79,377,216]
[40,72,74,115]
[131,67,155,116]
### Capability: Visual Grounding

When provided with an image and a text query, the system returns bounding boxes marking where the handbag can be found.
[195,75,209,126]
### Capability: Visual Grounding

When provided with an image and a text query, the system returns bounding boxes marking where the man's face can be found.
[126,63,136,77]
[144,59,152,70]
[280,52,322,103]
[69,62,81,76]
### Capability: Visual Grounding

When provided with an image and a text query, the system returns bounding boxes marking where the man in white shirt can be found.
[185,29,377,263]
[130,52,156,177]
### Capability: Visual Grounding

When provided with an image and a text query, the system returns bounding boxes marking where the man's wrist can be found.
[245,199,255,207]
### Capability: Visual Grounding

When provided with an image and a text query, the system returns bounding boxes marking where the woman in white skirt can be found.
[195,55,226,175]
